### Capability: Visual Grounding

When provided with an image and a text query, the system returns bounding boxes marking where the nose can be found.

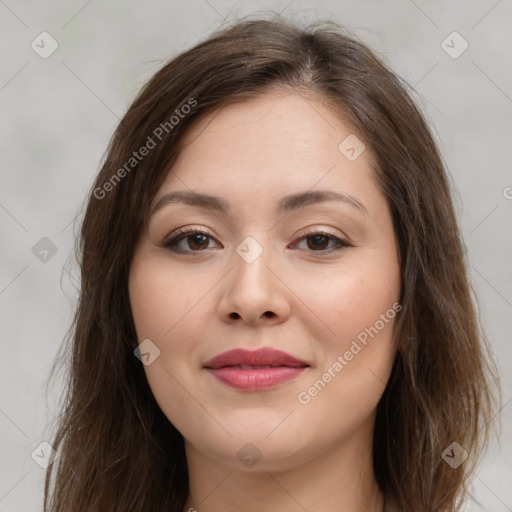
[216,240,291,327]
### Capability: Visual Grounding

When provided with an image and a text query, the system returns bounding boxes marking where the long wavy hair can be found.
[44,15,499,512]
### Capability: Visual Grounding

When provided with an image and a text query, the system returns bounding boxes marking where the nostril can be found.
[228,311,275,320]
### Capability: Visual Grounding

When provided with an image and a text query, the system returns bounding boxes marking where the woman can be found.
[44,15,499,512]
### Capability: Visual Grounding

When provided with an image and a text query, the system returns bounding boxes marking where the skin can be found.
[128,89,401,512]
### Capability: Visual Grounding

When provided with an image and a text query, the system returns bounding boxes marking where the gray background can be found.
[1,1,511,510]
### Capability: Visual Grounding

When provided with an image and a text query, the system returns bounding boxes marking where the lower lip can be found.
[205,366,308,390]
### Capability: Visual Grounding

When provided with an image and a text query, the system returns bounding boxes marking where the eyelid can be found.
[163,226,220,246]
[166,225,347,242]
[293,225,347,242]
[168,226,214,239]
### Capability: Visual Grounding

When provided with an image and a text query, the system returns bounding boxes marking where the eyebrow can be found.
[149,189,369,218]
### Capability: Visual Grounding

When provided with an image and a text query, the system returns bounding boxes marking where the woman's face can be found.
[129,90,401,471]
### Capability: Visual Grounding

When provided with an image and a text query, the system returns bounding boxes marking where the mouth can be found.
[203,347,309,369]
[203,348,310,391]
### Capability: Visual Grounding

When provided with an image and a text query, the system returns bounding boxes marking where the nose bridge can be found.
[232,233,274,297]
[217,232,290,325]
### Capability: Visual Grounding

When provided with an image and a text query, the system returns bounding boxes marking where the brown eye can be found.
[306,234,331,251]
[164,229,219,253]
[183,233,210,251]
[294,231,351,253]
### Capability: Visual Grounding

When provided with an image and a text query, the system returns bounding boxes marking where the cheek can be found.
[294,283,399,444]
[129,256,209,343]
[129,260,212,433]
[128,257,216,390]
[290,252,400,422]
[292,254,400,352]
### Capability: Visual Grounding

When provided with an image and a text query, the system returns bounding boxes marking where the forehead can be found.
[153,91,380,216]
[181,91,355,159]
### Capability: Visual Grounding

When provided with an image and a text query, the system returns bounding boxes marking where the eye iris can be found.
[307,234,329,250]
[188,233,209,250]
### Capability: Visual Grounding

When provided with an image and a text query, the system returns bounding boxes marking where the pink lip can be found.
[203,348,310,391]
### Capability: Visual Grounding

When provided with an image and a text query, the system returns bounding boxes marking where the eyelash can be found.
[162,227,351,255]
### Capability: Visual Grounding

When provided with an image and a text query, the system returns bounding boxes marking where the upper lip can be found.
[203,348,309,369]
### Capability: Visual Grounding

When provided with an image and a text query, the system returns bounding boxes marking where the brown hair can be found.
[44,14,499,512]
